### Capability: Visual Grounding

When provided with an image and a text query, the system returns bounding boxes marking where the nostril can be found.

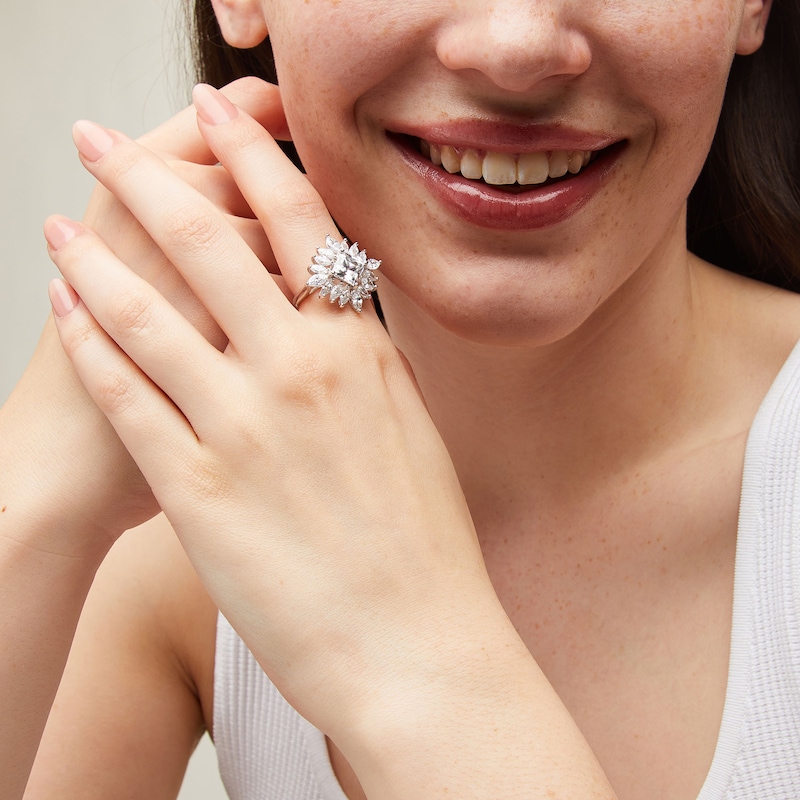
[434,11,592,93]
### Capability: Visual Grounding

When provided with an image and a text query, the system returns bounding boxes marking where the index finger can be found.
[138,77,291,164]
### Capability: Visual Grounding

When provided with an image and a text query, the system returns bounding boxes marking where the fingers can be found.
[169,162,256,218]
[44,273,195,496]
[235,217,280,273]
[44,215,231,426]
[191,84,380,321]
[72,120,293,352]
[168,162,279,270]
[137,77,291,164]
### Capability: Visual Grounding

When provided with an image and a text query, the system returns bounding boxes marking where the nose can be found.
[435,1,592,93]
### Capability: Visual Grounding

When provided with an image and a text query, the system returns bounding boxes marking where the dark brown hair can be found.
[689,1,800,291]
[189,0,800,291]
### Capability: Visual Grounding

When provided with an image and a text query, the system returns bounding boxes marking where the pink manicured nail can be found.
[193,83,239,125]
[48,278,79,317]
[44,216,81,251]
[72,120,114,161]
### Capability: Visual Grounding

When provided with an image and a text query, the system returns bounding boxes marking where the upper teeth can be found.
[419,139,593,186]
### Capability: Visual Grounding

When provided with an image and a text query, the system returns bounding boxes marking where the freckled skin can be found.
[263,0,756,347]
[247,8,778,795]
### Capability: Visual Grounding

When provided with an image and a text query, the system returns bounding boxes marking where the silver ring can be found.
[292,235,380,313]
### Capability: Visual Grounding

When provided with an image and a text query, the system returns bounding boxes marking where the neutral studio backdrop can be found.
[1,0,228,796]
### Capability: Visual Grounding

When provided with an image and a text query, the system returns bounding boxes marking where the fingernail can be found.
[48,278,79,317]
[44,216,81,251]
[72,120,114,161]
[193,83,238,125]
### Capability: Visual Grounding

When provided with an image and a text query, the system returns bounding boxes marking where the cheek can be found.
[267,1,413,109]
[266,6,385,187]
[600,3,741,207]
[604,2,739,116]
[267,6,415,232]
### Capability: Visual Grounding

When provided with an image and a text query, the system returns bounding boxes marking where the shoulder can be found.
[694,260,800,385]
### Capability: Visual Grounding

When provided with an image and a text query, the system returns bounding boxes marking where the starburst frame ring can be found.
[292,235,380,314]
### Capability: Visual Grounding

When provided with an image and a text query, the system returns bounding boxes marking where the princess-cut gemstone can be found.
[305,236,380,312]
[330,252,359,286]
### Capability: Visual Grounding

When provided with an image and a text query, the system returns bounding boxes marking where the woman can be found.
[2,0,799,798]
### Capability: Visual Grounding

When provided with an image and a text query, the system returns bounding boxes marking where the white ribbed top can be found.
[214,342,800,799]
[214,619,347,800]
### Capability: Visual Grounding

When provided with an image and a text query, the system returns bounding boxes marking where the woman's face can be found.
[256,0,769,345]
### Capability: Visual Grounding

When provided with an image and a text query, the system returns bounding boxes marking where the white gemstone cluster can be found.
[305,235,380,313]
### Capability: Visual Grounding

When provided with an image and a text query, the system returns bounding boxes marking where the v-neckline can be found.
[303,338,800,800]
[695,337,800,799]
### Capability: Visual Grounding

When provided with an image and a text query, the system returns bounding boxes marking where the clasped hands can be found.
[44,79,504,746]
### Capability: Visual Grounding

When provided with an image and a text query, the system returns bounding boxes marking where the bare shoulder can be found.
[25,514,218,799]
[696,259,800,376]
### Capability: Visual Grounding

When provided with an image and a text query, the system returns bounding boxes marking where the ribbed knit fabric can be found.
[214,616,347,800]
[214,342,800,800]
[696,339,800,799]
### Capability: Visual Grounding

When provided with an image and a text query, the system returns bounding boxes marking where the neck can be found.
[379,222,715,524]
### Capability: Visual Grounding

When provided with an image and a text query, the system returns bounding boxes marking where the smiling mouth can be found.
[405,135,608,192]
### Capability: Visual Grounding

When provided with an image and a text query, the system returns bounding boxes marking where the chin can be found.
[381,271,609,349]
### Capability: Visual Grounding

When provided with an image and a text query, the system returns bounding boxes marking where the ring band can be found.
[292,235,380,313]
[292,286,314,308]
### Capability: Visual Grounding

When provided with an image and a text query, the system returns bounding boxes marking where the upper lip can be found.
[388,120,622,154]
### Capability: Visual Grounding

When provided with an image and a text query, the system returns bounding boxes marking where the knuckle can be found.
[184,455,232,504]
[109,290,156,337]
[60,318,98,357]
[224,119,265,156]
[95,370,139,415]
[101,144,142,184]
[271,180,323,226]
[228,75,269,100]
[273,347,341,408]
[162,205,224,256]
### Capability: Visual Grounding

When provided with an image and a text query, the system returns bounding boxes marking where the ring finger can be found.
[192,84,382,322]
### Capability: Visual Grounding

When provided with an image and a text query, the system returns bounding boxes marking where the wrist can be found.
[330,609,538,794]
[0,321,156,551]
[0,481,116,567]
[325,587,534,747]
[329,605,614,800]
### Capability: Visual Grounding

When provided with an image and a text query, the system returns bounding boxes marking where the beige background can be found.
[1,0,228,796]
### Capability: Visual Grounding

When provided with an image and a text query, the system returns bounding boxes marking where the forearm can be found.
[0,340,121,799]
[0,518,108,800]
[332,600,618,800]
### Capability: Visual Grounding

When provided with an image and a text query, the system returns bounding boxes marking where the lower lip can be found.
[393,139,624,231]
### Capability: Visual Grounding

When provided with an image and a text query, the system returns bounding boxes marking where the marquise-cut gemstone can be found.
[330,284,346,302]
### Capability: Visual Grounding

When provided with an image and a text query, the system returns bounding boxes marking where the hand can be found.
[82,76,292,348]
[45,83,491,728]
[45,85,619,800]
[0,85,291,800]
[1,78,289,554]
